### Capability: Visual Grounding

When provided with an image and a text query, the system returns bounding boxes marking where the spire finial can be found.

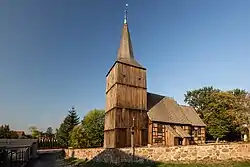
[124,4,128,24]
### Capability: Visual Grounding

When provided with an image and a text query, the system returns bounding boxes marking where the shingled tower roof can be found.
[116,5,145,69]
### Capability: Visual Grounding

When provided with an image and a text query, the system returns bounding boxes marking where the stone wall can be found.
[65,143,250,164]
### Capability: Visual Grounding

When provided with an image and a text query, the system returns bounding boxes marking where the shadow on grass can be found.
[64,158,250,167]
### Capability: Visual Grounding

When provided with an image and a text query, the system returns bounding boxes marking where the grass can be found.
[64,157,250,167]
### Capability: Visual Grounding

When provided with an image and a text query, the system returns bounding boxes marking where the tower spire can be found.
[116,3,144,69]
[124,4,128,24]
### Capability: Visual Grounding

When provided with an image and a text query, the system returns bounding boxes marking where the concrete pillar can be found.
[31,142,38,159]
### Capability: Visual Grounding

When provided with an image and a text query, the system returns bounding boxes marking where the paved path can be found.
[27,150,71,167]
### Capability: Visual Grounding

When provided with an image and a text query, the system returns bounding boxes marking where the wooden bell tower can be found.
[104,6,148,148]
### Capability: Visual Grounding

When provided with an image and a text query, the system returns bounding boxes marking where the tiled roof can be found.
[180,105,206,127]
[147,92,206,127]
[147,94,190,125]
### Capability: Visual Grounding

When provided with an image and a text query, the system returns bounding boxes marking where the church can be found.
[104,9,206,148]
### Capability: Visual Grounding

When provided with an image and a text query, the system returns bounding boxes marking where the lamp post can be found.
[131,117,135,163]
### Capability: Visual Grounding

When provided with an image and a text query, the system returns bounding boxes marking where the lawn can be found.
[64,157,250,167]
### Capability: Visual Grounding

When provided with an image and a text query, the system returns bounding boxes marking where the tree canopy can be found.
[184,86,250,141]
[81,109,105,148]
[0,125,18,139]
[29,126,40,138]
[69,124,86,148]
[56,106,80,147]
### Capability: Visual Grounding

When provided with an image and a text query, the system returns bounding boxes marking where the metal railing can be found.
[0,145,32,167]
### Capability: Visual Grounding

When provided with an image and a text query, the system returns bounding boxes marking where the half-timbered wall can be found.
[152,123,165,145]
[192,126,206,144]
[182,126,192,135]
[150,122,206,147]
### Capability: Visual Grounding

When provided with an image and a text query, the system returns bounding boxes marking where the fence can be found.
[38,139,64,149]
[0,145,33,167]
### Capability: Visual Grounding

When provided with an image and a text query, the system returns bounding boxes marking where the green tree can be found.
[69,124,87,148]
[29,126,40,138]
[0,125,20,139]
[184,86,220,118]
[46,127,53,135]
[82,109,105,148]
[184,86,250,141]
[228,88,248,97]
[56,107,80,147]
[0,125,11,138]
[204,92,238,141]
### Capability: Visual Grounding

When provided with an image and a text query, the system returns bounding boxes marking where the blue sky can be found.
[0,0,249,132]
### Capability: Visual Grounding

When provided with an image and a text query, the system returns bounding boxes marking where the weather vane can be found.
[124,4,128,24]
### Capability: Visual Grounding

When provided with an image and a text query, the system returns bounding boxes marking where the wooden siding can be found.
[114,128,148,148]
[105,84,118,112]
[104,62,148,148]
[148,120,153,145]
[104,130,115,148]
[117,63,146,88]
[106,64,118,92]
[116,84,147,110]
[115,108,148,129]
[104,109,116,131]
[165,126,177,146]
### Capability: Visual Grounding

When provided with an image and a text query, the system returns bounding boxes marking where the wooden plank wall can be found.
[104,130,115,148]
[116,85,147,110]
[104,109,115,131]
[148,120,153,145]
[105,85,117,112]
[117,63,146,88]
[165,127,175,146]
[106,64,118,92]
[104,62,148,148]
[115,109,148,129]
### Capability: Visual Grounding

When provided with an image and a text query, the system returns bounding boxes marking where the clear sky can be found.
[0,0,249,132]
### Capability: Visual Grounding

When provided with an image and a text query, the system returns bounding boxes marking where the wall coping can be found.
[66,142,250,150]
